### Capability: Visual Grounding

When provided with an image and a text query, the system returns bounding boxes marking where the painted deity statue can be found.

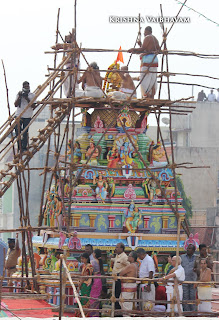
[44,189,63,228]
[44,191,55,227]
[120,140,133,166]
[142,178,159,206]
[132,145,144,169]
[93,173,108,202]
[107,177,116,198]
[81,108,91,127]
[73,141,82,163]
[54,195,63,230]
[152,142,165,162]
[149,141,167,167]
[103,61,122,93]
[38,248,48,269]
[43,249,53,270]
[107,145,120,168]
[84,139,101,165]
[67,140,81,164]
[117,107,132,128]
[124,201,142,233]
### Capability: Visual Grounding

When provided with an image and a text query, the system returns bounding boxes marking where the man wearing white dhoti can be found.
[137,248,155,311]
[119,251,138,314]
[78,62,103,98]
[112,66,137,100]
[128,26,160,98]
[197,258,212,313]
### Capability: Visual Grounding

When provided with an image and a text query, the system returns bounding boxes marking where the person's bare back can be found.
[120,66,135,91]
[142,34,160,53]
[78,62,102,90]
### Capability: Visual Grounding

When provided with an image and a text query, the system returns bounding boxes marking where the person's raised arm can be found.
[128,37,150,54]
[14,92,22,107]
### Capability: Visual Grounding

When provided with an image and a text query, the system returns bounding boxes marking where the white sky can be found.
[0,0,219,126]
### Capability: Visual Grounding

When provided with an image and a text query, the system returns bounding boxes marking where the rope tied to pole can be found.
[112,274,118,281]
[110,296,117,303]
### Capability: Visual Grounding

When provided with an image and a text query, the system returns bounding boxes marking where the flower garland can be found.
[103,61,120,92]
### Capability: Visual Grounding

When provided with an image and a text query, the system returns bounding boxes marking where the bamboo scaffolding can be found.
[0,70,71,162]
[0,248,6,311]
[3,269,219,315]
[62,257,85,318]
[1,293,48,299]
[1,0,218,316]
[158,80,219,90]
[48,66,219,83]
[45,47,219,59]
[0,54,72,146]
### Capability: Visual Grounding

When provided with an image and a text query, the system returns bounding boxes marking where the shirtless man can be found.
[78,62,103,98]
[128,26,160,98]
[119,251,138,313]
[112,66,136,99]
[6,234,21,292]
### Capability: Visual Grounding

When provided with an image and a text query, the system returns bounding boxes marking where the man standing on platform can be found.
[207,89,216,102]
[160,255,185,313]
[181,244,197,312]
[197,90,207,102]
[128,26,160,98]
[137,247,155,311]
[119,251,138,314]
[194,244,213,279]
[111,242,129,310]
[14,81,35,152]
[5,234,21,292]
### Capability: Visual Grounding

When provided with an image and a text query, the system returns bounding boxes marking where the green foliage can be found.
[176,175,193,222]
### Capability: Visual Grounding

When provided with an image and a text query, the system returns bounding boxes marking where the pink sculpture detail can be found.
[124,184,136,200]
[184,233,200,250]
[141,114,147,129]
[94,116,104,133]
[68,231,82,250]
[58,232,66,249]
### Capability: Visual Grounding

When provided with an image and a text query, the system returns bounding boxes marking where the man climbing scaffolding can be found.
[14,81,35,152]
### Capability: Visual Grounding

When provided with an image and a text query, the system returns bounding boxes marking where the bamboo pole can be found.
[0,82,77,196]
[62,257,85,318]
[45,47,219,59]
[0,67,72,163]
[0,54,72,147]
[0,248,6,311]
[1,293,48,299]
[59,257,63,320]
[46,67,219,82]
[111,278,115,317]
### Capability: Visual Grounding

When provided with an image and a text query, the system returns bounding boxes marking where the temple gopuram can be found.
[32,105,187,271]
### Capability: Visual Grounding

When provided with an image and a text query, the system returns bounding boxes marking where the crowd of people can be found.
[5,236,213,315]
[76,242,214,316]
[197,89,219,102]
